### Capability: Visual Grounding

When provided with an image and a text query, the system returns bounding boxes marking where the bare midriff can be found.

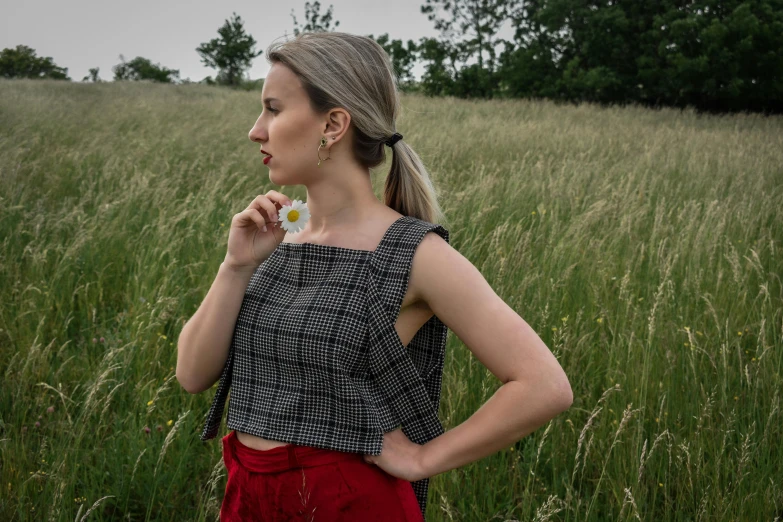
[236,431,291,450]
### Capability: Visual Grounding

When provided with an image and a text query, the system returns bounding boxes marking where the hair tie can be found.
[384,132,403,147]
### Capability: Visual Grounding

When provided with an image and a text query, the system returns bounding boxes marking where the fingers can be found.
[236,207,267,232]
[245,192,294,227]
[265,190,293,209]
[246,195,278,226]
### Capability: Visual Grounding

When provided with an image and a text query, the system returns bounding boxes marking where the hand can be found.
[362,427,428,482]
[224,190,292,271]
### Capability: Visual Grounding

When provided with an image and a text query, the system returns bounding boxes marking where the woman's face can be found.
[248,62,327,185]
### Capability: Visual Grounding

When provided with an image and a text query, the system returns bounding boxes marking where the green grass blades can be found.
[1,78,782,521]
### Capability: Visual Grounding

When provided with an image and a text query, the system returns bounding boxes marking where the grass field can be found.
[1,78,782,521]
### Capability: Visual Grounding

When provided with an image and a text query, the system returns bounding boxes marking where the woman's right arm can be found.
[175,191,292,394]
[175,262,255,394]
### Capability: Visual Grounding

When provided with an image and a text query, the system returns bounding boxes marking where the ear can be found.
[322,107,351,146]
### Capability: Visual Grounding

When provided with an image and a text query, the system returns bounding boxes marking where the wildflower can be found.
[596,317,603,324]
[35,421,41,428]
[92,338,97,343]
[167,419,173,427]
[278,200,310,233]
[684,326,690,332]
[143,426,151,434]
[561,316,568,323]
[99,337,105,343]
[737,331,742,336]
[551,327,557,331]
[46,406,54,414]
[684,342,689,347]
[658,483,663,487]
[531,211,536,215]
[734,396,738,401]
[156,425,163,432]
[147,400,153,406]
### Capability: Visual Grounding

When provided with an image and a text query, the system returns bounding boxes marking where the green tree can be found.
[496,0,563,101]
[112,55,180,83]
[507,0,783,113]
[196,12,263,87]
[82,67,101,82]
[290,1,340,35]
[369,33,419,90]
[0,45,69,80]
[421,0,513,97]
[641,0,783,112]
[417,36,459,97]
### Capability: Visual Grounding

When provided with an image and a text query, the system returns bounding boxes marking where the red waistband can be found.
[225,430,363,473]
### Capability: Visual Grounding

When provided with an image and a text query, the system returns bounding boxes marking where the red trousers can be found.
[220,430,425,521]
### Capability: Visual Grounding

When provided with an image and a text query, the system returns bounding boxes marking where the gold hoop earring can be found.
[317,137,332,167]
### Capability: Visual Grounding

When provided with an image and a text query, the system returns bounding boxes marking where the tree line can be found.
[2,0,781,114]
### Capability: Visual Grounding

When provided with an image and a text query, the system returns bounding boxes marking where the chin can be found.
[270,168,307,186]
[268,168,283,185]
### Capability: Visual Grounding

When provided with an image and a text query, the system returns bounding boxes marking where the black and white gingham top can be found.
[200,215,450,518]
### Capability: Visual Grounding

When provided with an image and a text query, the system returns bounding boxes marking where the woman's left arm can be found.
[411,232,573,479]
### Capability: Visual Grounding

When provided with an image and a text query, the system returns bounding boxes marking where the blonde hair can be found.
[265,31,446,225]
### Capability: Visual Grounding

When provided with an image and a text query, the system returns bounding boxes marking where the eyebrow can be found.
[263,97,280,104]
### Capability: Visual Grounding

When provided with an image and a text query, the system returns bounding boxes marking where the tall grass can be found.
[1,78,781,521]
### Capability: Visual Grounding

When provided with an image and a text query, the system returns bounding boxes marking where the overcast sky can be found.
[1,0,498,83]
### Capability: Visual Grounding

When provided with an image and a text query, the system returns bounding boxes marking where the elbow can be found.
[177,371,209,395]
[552,372,573,413]
[177,369,214,395]
[176,371,197,395]
[175,360,202,395]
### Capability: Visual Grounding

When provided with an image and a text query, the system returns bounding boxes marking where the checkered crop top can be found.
[200,215,450,518]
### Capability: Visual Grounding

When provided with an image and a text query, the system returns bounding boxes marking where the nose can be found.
[248,115,265,143]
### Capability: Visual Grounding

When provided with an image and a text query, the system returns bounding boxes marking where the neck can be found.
[301,170,385,235]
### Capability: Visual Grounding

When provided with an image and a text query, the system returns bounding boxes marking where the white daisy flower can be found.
[278,199,310,233]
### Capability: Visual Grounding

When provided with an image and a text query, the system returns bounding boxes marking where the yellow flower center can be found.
[288,210,300,222]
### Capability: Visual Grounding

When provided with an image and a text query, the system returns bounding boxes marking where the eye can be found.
[264,106,278,114]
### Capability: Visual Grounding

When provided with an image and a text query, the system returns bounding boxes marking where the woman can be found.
[176,31,573,521]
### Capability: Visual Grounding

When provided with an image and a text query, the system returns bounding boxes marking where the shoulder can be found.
[405,220,459,304]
